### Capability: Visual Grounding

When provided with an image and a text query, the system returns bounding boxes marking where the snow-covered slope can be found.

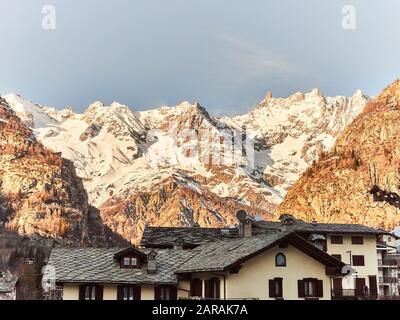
[1,90,369,243]
[218,89,369,194]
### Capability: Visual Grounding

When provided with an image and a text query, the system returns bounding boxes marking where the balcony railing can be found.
[378,259,398,267]
[379,277,398,284]
[331,289,358,298]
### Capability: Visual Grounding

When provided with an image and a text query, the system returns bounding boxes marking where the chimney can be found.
[312,220,318,226]
[236,210,253,238]
[174,237,184,250]
[279,214,296,232]
[242,219,253,238]
[147,250,158,274]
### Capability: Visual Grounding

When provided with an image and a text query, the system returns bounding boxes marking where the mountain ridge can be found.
[2,88,369,243]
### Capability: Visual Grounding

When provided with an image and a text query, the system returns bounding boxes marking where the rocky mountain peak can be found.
[363,79,400,114]
[310,88,323,97]
[277,79,400,231]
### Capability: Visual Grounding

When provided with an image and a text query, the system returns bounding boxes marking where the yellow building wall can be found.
[62,284,156,300]
[63,284,80,300]
[178,280,191,299]
[141,286,155,300]
[225,244,332,300]
[326,234,378,289]
[103,285,117,300]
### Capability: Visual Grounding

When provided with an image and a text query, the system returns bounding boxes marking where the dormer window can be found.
[122,257,138,268]
[114,247,146,269]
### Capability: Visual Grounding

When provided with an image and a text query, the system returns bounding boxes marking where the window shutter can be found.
[204,280,211,299]
[79,285,86,300]
[154,286,161,300]
[214,279,220,299]
[269,280,276,298]
[95,285,104,300]
[117,286,124,300]
[191,278,202,297]
[369,276,378,298]
[276,278,283,298]
[298,280,305,298]
[170,286,178,300]
[133,285,141,300]
[352,255,365,266]
[316,280,323,298]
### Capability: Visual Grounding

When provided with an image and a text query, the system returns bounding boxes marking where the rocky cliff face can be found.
[99,173,270,244]
[0,97,89,244]
[2,89,368,244]
[277,80,400,230]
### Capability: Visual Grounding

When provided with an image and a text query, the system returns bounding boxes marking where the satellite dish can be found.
[236,210,248,222]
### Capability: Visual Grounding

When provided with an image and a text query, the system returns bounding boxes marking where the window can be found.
[205,278,220,299]
[155,286,178,300]
[304,280,316,297]
[269,278,283,298]
[351,236,364,245]
[121,256,139,268]
[123,258,130,267]
[79,284,103,300]
[190,278,202,297]
[352,255,365,266]
[332,254,342,261]
[275,253,287,267]
[117,285,141,300]
[331,236,343,244]
[298,279,323,298]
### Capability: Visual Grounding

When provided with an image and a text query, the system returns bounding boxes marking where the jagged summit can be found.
[363,79,400,114]
[278,79,400,230]
[2,88,370,243]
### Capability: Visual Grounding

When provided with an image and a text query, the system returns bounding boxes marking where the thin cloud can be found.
[214,33,304,83]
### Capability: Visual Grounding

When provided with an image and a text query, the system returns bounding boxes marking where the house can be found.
[142,213,398,299]
[0,272,18,300]
[376,233,399,297]
[45,212,397,300]
[46,247,197,300]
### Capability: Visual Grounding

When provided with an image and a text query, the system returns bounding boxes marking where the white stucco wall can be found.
[326,234,378,289]
[225,244,332,300]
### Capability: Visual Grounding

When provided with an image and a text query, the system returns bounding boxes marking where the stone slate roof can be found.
[47,247,196,285]
[141,226,238,248]
[175,231,345,274]
[141,221,389,250]
[175,232,286,273]
[252,220,390,236]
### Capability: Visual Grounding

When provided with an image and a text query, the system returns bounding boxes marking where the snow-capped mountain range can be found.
[1,90,369,243]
